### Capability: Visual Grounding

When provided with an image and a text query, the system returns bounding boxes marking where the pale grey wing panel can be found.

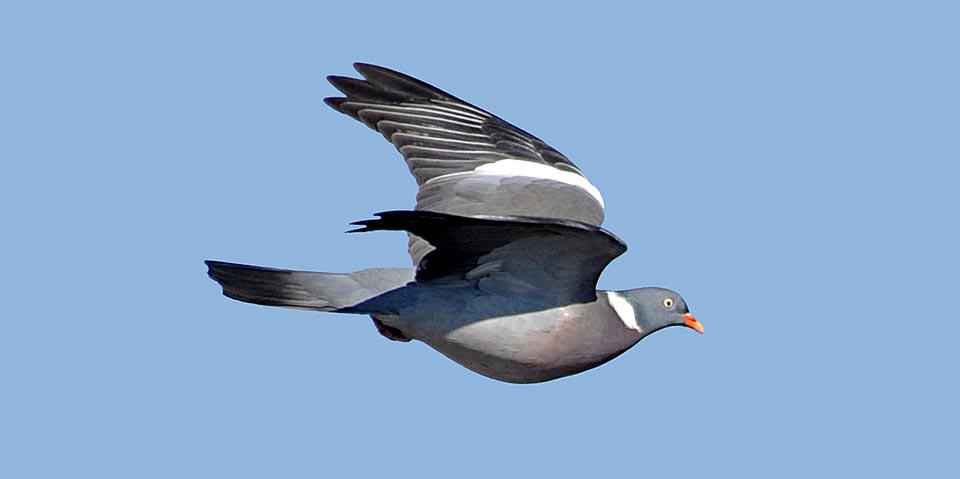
[416,173,605,224]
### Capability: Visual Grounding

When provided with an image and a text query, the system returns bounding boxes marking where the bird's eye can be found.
[662,298,674,308]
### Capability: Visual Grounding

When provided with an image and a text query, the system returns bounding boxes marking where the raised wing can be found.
[324,64,606,227]
[349,211,626,306]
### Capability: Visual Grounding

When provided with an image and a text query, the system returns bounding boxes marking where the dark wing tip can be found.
[205,259,230,284]
[328,75,406,102]
[346,211,387,233]
[352,62,389,76]
[346,211,417,233]
[323,97,346,110]
[325,63,462,107]
[345,221,372,233]
[353,63,455,101]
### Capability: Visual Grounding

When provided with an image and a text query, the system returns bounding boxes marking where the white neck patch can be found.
[606,291,641,332]
[474,159,605,208]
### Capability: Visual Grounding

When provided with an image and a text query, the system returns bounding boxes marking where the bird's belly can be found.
[412,306,631,384]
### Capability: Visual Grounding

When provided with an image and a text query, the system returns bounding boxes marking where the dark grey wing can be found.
[349,211,626,306]
[325,63,606,228]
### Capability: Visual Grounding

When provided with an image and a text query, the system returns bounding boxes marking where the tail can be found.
[205,260,414,312]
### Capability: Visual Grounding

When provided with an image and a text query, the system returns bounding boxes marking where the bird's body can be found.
[371,292,644,384]
[206,63,703,383]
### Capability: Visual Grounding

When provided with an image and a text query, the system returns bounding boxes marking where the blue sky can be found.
[2,1,958,477]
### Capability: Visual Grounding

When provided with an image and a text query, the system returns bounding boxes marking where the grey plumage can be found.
[205,261,413,312]
[206,63,703,383]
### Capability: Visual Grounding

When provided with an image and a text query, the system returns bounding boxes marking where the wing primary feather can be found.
[353,62,462,102]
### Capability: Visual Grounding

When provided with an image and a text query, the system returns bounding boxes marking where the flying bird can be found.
[206,63,703,383]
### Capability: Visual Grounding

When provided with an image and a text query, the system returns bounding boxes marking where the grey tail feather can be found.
[205,260,414,313]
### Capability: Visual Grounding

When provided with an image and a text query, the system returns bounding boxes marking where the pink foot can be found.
[372,317,410,342]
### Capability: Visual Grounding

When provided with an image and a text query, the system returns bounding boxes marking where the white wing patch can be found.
[606,291,641,332]
[474,159,605,208]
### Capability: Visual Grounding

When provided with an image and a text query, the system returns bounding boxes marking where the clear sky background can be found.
[2,1,958,477]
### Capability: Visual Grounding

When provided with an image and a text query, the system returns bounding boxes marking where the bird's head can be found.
[613,287,703,335]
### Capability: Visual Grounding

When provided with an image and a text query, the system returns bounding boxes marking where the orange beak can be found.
[683,313,704,334]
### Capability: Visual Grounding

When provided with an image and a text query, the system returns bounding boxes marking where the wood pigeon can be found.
[206,63,703,383]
